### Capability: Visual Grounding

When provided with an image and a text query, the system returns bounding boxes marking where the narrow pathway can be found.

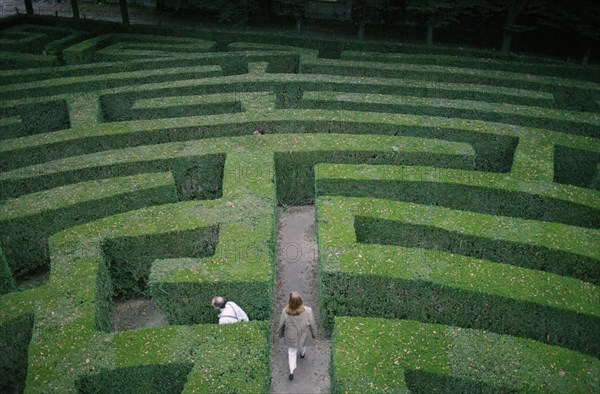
[271,206,331,394]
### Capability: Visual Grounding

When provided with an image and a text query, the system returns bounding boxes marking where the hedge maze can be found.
[1,18,599,393]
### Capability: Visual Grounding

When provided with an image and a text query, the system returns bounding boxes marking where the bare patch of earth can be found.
[112,298,167,332]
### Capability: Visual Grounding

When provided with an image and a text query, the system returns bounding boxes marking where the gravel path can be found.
[271,206,331,394]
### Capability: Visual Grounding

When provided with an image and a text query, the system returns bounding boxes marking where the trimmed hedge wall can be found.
[0,247,15,295]
[355,216,598,284]
[0,51,59,69]
[332,317,600,393]
[0,172,178,277]
[317,196,600,357]
[0,133,474,196]
[92,73,559,115]
[0,154,225,201]
[301,59,600,111]
[6,104,533,170]
[341,51,600,83]
[62,33,216,65]
[275,149,477,206]
[0,312,34,394]
[554,145,600,191]
[77,363,193,393]
[102,226,219,299]
[14,195,273,391]
[320,179,599,229]
[0,99,70,139]
[300,91,600,137]
[0,65,223,102]
[0,52,268,85]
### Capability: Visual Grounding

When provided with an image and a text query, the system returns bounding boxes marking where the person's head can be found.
[212,296,226,310]
[284,291,305,315]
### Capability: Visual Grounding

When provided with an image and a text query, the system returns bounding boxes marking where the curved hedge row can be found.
[1,16,599,393]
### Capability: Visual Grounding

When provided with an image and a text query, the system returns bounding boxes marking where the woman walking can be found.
[277,291,316,380]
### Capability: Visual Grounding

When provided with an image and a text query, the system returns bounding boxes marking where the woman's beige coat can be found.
[277,306,316,348]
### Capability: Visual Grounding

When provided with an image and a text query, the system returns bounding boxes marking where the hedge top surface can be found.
[333,317,600,393]
[315,164,600,210]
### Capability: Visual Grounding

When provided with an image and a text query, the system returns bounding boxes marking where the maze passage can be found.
[0,19,599,393]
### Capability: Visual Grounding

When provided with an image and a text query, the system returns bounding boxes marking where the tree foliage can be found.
[534,0,600,64]
[274,0,308,33]
[165,0,259,24]
[406,0,472,45]
[352,0,390,40]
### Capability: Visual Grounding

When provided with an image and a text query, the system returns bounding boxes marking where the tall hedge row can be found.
[0,173,178,278]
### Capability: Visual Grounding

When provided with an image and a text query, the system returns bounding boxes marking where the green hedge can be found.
[300,91,600,137]
[0,30,48,54]
[0,53,252,85]
[554,145,600,191]
[316,163,600,228]
[227,42,316,70]
[103,226,219,299]
[13,192,272,391]
[0,132,474,196]
[0,313,34,394]
[110,91,242,122]
[0,24,85,56]
[0,65,223,101]
[275,149,477,205]
[0,154,225,200]
[0,172,178,277]
[8,15,593,67]
[77,363,193,393]
[88,72,563,120]
[301,59,600,112]
[62,33,215,65]
[0,114,505,173]
[332,317,600,393]
[355,216,598,285]
[317,197,600,356]
[341,51,600,83]
[1,18,599,393]
[0,51,59,70]
[0,247,15,295]
[0,99,70,139]
[320,180,599,229]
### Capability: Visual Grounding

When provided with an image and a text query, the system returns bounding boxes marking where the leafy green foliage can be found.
[0,247,16,295]
[332,317,600,393]
[0,314,34,394]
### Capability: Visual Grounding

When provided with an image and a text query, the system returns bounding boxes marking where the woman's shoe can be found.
[289,373,294,380]
[300,352,305,359]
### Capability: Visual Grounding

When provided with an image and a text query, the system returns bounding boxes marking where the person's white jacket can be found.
[218,301,249,324]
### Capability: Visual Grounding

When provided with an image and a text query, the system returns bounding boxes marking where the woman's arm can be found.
[277,311,286,338]
[307,308,316,338]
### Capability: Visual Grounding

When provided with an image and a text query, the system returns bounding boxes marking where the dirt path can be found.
[271,206,331,394]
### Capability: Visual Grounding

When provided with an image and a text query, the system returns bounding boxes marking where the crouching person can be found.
[211,296,249,324]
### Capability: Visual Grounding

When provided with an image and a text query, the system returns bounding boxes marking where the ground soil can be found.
[112,298,167,332]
